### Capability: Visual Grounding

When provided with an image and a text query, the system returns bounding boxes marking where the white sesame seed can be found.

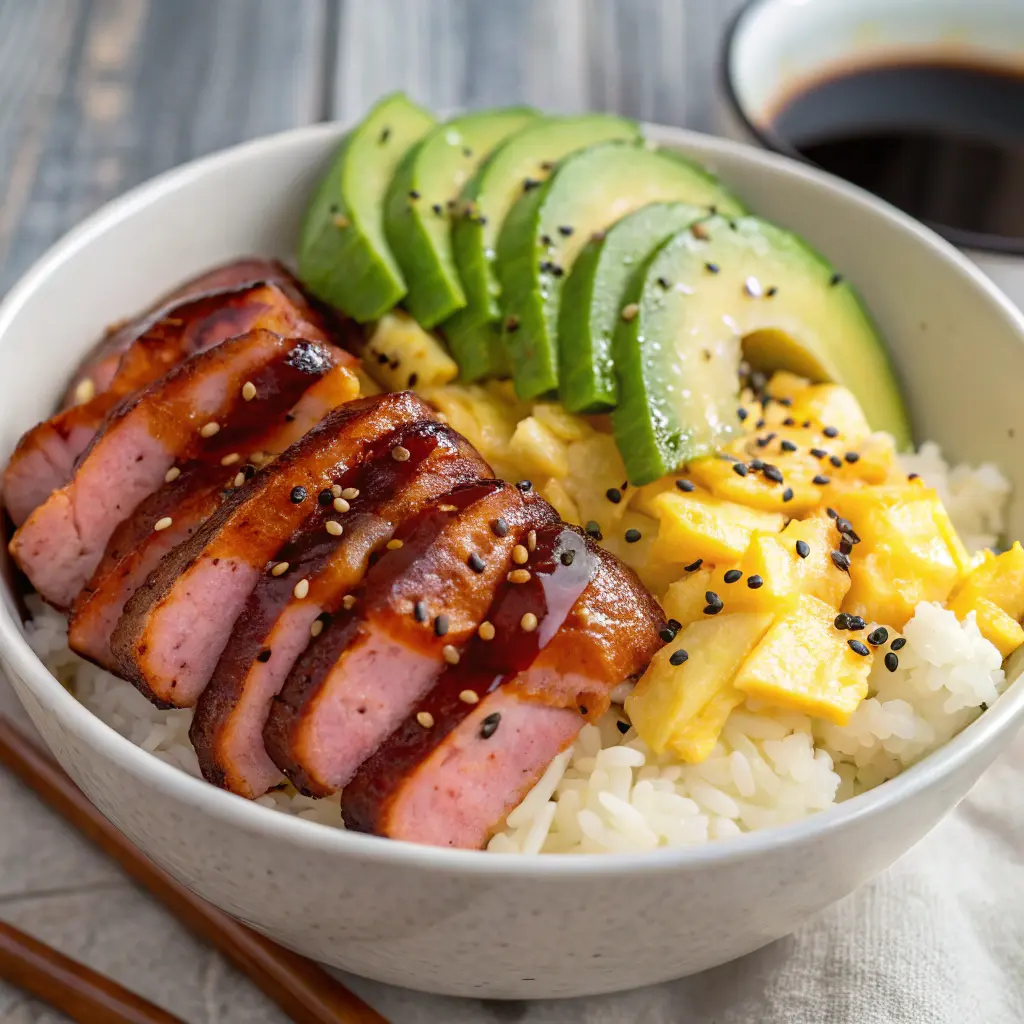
[164,467,181,483]
[242,381,257,401]
[331,484,343,498]
[271,562,290,577]
[74,377,96,404]
[621,303,639,322]
[477,621,495,641]
[459,689,480,704]
[512,544,529,565]
[233,472,246,488]
[392,445,411,462]
[200,421,221,438]
[342,594,356,610]
[333,497,350,513]
[341,487,359,500]
[310,619,324,637]
[387,539,404,550]
[293,578,310,600]
[507,569,531,584]
[325,520,343,537]
[220,452,241,466]
[250,451,267,465]
[521,612,539,632]
[153,517,173,532]
[442,644,460,665]
[416,711,435,729]
[527,529,537,552]
[744,276,763,298]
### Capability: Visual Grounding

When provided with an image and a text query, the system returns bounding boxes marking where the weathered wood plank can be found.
[0,0,328,293]
[331,0,746,126]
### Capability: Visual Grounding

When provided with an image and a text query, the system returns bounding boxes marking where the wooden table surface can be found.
[0,1,743,1020]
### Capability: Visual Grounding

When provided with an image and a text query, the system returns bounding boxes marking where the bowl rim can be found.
[3,118,1024,877]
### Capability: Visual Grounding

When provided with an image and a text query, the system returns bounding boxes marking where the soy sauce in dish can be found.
[767,59,1024,253]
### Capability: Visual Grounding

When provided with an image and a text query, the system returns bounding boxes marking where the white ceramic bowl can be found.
[2,122,1024,1000]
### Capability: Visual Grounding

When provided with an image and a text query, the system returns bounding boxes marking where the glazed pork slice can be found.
[262,479,559,798]
[4,279,333,526]
[59,258,296,408]
[342,529,665,849]
[9,329,341,609]
[64,360,358,673]
[112,391,435,708]
[190,420,489,798]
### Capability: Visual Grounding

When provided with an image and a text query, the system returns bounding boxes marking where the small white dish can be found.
[720,0,1024,310]
[1,121,1023,999]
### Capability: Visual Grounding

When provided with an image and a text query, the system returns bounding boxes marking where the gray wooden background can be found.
[0,1,744,1021]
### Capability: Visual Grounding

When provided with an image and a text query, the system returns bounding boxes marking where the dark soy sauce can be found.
[767,59,1024,252]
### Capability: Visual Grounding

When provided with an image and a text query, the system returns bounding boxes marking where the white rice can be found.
[22,444,1014,853]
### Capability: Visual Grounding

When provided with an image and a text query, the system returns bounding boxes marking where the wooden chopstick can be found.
[0,714,389,1024]
[0,919,187,1024]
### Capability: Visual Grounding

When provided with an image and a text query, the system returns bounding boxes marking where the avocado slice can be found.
[496,141,747,401]
[299,92,435,323]
[445,114,640,382]
[611,214,912,485]
[558,202,704,413]
[383,107,538,329]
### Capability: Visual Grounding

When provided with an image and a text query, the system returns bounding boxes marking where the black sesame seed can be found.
[831,550,851,572]
[839,537,854,556]
[810,448,828,459]
[756,433,776,448]
[379,126,391,143]
[834,613,851,630]
[703,602,723,616]
[684,558,703,572]
[782,487,794,502]
[318,489,333,506]
[830,455,843,468]
[539,260,552,273]
[657,276,672,289]
[783,417,796,427]
[780,440,798,452]
[504,316,520,334]
[558,225,574,236]
[802,420,812,429]
[492,517,509,537]
[606,487,622,504]
[617,719,631,734]
[468,553,485,573]
[407,372,419,388]
[835,517,854,535]
[884,652,899,673]
[747,574,764,589]
[847,615,867,631]
[560,549,576,566]
[732,462,749,477]
[669,648,689,666]
[540,234,553,246]
[676,479,695,492]
[256,649,272,662]
[290,486,307,504]
[908,472,920,481]
[749,459,765,471]
[848,639,870,657]
[408,190,420,199]
[413,600,427,623]
[585,520,603,540]
[756,418,766,429]
[823,425,839,438]
[891,637,907,651]
[659,625,678,644]
[763,465,784,484]
[766,286,778,297]
[376,352,389,365]
[550,264,565,277]
[480,713,501,739]
[867,627,889,646]
[578,706,588,715]
[737,407,748,421]
[830,272,843,286]
[523,177,540,191]
[705,262,720,274]
[432,203,443,215]
[795,539,810,559]
[844,451,861,463]
[826,507,838,519]
[243,464,257,480]
[625,528,642,543]
[813,475,831,486]
[463,147,473,157]
[434,614,449,637]
[705,591,723,609]
[516,480,533,492]
[724,569,743,584]
[776,397,793,408]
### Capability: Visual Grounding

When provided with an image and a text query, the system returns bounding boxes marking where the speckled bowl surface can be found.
[1,122,1023,1000]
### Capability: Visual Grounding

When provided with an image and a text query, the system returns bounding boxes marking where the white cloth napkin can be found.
[344,734,1024,1023]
